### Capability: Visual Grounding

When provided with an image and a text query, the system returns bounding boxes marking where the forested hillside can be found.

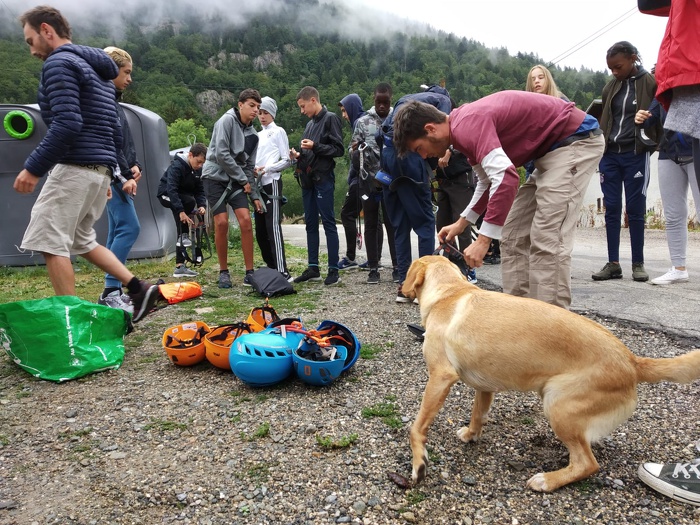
[0,0,610,151]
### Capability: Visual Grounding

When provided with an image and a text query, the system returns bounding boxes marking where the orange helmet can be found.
[246,302,280,332]
[162,321,210,366]
[204,322,252,370]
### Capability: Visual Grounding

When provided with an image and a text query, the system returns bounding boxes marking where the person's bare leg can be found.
[44,253,76,296]
[234,208,254,271]
[213,212,229,271]
[81,245,134,285]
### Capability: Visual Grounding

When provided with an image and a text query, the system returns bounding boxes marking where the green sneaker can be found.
[592,262,622,281]
[632,262,649,282]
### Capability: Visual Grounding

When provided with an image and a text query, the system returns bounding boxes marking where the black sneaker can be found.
[367,269,380,284]
[324,269,341,286]
[483,254,501,265]
[243,270,254,287]
[129,281,159,323]
[294,267,321,283]
[638,459,700,505]
[392,267,401,283]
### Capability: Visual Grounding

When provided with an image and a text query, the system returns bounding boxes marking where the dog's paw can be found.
[526,473,550,492]
[411,449,429,485]
[411,462,427,486]
[457,426,480,443]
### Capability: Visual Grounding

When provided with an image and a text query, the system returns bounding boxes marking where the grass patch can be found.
[427,447,440,463]
[241,422,270,441]
[316,433,358,450]
[520,416,535,425]
[143,419,188,432]
[0,227,319,321]
[361,401,403,429]
[58,427,94,440]
[359,343,382,360]
[404,490,426,506]
[405,490,427,506]
[245,462,273,481]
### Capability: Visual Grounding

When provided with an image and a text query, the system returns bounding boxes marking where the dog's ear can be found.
[402,259,427,299]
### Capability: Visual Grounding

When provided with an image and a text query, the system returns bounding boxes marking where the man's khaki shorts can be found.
[21,163,112,257]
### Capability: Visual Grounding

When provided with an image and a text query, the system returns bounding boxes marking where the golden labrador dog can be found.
[402,255,700,492]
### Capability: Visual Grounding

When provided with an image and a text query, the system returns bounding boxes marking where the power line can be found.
[548,7,638,66]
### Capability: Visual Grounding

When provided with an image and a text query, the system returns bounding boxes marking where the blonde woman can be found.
[98,46,142,311]
[521,65,569,181]
[526,64,569,101]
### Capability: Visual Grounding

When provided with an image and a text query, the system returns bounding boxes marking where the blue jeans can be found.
[599,150,650,263]
[301,173,339,269]
[105,183,140,289]
[382,147,435,283]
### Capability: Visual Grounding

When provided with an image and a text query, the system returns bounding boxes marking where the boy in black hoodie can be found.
[157,143,208,277]
[291,86,345,286]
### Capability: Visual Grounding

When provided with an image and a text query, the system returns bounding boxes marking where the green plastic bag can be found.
[0,296,129,382]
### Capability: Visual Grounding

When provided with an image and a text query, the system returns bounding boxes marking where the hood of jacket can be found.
[50,44,119,82]
[340,94,365,129]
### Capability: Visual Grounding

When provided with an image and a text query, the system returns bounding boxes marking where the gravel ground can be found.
[1,268,700,525]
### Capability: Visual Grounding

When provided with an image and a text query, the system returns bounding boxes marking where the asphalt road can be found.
[282,223,700,341]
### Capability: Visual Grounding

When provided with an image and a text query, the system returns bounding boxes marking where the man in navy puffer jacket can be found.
[13,5,159,323]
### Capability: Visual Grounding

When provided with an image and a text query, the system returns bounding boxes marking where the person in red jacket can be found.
[636,0,700,507]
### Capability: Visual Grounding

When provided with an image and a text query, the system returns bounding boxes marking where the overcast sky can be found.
[4,0,669,73]
[355,0,669,72]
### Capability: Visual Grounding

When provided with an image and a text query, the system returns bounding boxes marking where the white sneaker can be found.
[98,290,134,315]
[651,267,689,285]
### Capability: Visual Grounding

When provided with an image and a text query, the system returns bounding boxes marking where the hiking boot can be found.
[592,262,622,281]
[632,262,649,282]
[129,281,159,323]
[243,270,254,287]
[218,271,232,289]
[324,269,341,286]
[467,268,478,284]
[367,269,380,284]
[396,287,411,303]
[98,290,134,315]
[637,459,700,506]
[173,265,198,278]
[651,267,689,285]
[176,233,192,248]
[337,257,358,271]
[294,267,322,283]
[392,267,401,283]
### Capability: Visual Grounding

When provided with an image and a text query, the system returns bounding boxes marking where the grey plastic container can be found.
[0,103,175,266]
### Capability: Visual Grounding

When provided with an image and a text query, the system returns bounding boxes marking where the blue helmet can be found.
[292,337,348,386]
[315,320,360,372]
[261,318,307,350]
[229,332,293,387]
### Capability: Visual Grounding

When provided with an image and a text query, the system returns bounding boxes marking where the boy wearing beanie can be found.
[255,96,293,281]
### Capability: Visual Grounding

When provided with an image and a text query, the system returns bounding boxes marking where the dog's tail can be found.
[635,349,700,384]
